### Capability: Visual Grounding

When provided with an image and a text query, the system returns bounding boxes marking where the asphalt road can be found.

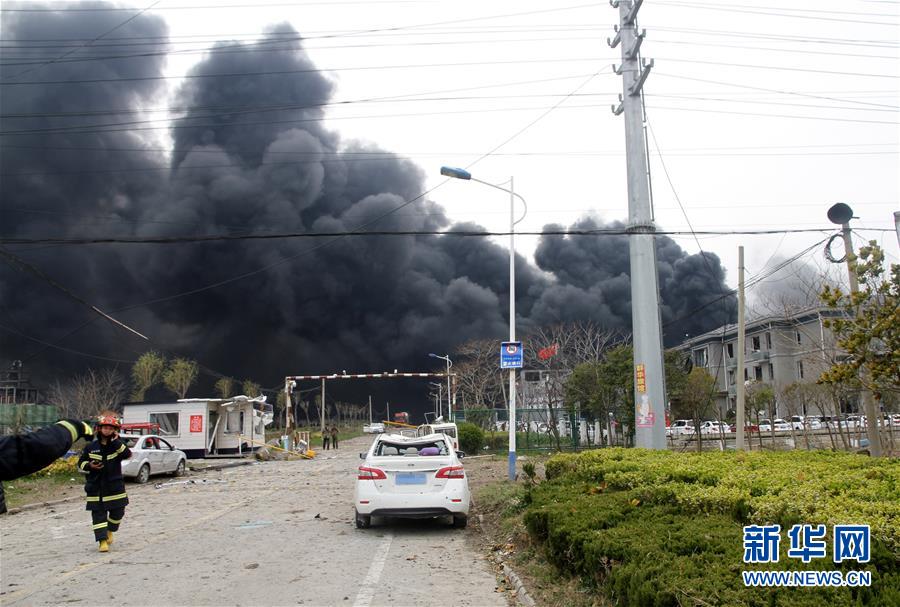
[0,436,508,607]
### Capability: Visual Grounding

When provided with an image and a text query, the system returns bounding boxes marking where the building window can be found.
[726,343,734,358]
[754,366,763,381]
[796,331,802,344]
[149,412,179,436]
[727,369,735,386]
[751,335,761,351]
[692,348,708,368]
[744,368,749,382]
[765,333,772,349]
[767,363,774,380]
[797,361,805,379]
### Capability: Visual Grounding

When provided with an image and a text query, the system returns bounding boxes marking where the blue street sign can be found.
[500,341,523,369]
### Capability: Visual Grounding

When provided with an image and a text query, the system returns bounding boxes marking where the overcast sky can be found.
[5,0,900,294]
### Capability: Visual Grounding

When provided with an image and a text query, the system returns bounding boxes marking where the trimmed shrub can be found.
[457,422,484,454]
[521,448,899,606]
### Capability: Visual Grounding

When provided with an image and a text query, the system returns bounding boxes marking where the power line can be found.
[1,1,161,82]
[2,227,890,247]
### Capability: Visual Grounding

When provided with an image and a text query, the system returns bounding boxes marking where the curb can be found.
[478,514,537,607]
[502,563,537,607]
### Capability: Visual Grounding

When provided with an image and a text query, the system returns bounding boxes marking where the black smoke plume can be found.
[0,5,734,412]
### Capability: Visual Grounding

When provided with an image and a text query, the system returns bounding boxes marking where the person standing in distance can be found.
[78,412,131,552]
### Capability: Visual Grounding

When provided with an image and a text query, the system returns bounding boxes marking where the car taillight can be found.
[436,466,465,479]
[357,466,387,480]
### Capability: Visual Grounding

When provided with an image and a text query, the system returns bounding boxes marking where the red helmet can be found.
[96,414,121,429]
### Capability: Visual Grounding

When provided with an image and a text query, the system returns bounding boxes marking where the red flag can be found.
[538,343,559,360]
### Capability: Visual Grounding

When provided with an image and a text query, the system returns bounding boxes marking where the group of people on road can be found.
[322,426,340,450]
[1,410,130,553]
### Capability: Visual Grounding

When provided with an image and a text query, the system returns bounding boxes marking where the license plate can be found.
[395,472,427,485]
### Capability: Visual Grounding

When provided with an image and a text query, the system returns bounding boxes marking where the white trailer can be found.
[122,396,273,458]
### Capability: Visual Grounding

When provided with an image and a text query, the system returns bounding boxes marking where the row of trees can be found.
[47,351,266,419]
[450,242,898,454]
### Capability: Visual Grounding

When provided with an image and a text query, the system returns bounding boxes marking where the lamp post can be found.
[440,166,527,480]
[429,353,453,421]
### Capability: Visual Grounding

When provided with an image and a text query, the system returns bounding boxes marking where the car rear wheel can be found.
[173,459,186,477]
[355,509,371,529]
[452,514,468,529]
[136,464,150,484]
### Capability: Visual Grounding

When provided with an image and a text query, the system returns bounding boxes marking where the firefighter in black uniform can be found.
[78,412,131,552]
[0,418,94,514]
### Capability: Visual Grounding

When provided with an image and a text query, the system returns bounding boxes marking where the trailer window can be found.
[149,413,179,436]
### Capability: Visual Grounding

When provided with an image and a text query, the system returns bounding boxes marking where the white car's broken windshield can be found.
[375,440,449,456]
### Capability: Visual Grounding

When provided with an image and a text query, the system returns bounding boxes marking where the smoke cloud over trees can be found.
[0,5,734,398]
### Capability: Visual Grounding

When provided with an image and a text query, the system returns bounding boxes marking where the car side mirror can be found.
[456,451,465,459]
[359,452,366,460]
[169,445,174,451]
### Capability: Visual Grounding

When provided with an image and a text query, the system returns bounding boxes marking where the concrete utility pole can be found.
[827,202,882,457]
[368,395,372,424]
[320,377,326,433]
[609,0,667,449]
[736,247,746,451]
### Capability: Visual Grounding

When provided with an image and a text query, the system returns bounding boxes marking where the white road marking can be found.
[353,533,393,607]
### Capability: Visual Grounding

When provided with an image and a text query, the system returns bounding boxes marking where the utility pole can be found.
[736,247,746,451]
[609,0,666,449]
[320,377,326,433]
[386,401,390,422]
[827,203,882,457]
[368,395,372,424]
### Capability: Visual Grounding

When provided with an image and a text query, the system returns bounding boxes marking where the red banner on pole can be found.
[538,343,559,360]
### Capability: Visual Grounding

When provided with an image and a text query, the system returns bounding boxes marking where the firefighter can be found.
[78,412,131,552]
[0,419,94,514]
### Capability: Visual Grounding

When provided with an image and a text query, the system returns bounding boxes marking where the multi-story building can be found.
[675,307,847,418]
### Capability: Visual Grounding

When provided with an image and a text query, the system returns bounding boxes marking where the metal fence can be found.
[0,404,59,434]
[454,407,617,451]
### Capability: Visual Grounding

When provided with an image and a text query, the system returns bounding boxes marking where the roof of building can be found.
[677,306,846,350]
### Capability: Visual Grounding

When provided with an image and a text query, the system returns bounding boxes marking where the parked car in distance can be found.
[758,419,772,432]
[790,416,822,431]
[120,434,187,484]
[667,419,696,437]
[363,423,385,434]
[354,432,470,529]
[773,419,792,432]
[699,421,730,435]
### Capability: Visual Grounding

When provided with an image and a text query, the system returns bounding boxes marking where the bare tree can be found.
[681,368,717,452]
[47,368,128,420]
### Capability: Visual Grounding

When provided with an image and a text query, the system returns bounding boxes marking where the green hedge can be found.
[523,448,899,606]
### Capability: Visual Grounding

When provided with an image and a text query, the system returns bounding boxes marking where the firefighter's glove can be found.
[58,419,94,443]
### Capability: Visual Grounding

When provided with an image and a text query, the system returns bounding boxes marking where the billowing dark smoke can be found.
[0,5,733,408]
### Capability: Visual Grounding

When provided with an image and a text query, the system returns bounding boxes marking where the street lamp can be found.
[440,166,527,480]
[429,353,452,421]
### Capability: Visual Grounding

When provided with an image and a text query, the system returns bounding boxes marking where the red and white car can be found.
[354,432,470,529]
